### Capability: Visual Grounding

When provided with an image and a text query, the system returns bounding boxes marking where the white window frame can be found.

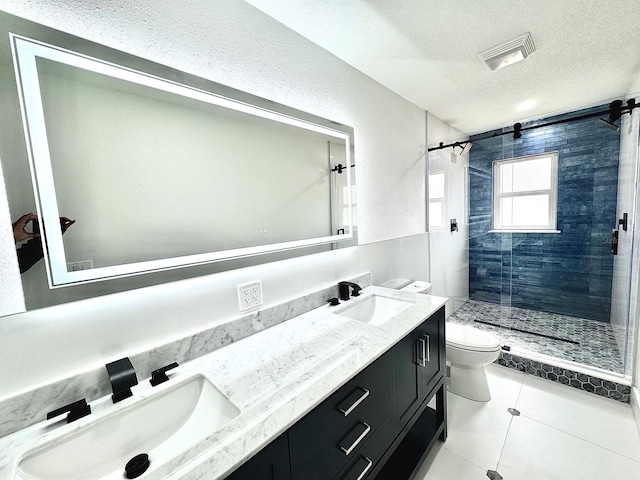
[492,152,559,232]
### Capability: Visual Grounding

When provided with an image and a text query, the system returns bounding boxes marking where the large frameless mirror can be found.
[0,13,356,311]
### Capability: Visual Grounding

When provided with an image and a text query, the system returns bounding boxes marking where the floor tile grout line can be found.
[440,444,492,474]
[514,412,640,464]
[501,372,640,465]
[494,412,514,474]
[495,371,526,473]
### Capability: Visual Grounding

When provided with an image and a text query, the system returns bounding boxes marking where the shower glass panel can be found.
[452,104,639,377]
[427,146,470,316]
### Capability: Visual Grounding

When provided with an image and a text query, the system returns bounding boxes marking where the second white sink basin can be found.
[16,374,240,480]
[333,294,414,326]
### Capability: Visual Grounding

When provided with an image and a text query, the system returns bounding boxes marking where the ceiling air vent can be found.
[478,32,535,71]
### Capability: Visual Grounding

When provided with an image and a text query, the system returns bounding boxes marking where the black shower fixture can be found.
[598,99,625,131]
[609,100,623,123]
[427,140,472,155]
[330,163,355,174]
[627,98,637,114]
[429,97,637,148]
[513,123,522,139]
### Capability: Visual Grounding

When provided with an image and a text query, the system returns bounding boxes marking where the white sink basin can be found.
[333,294,414,326]
[16,375,240,480]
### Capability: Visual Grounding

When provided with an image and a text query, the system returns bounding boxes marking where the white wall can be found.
[0,0,428,397]
[426,112,469,316]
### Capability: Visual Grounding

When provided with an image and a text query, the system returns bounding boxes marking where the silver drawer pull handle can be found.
[417,338,426,367]
[424,334,430,363]
[354,456,373,480]
[339,422,371,455]
[337,388,370,416]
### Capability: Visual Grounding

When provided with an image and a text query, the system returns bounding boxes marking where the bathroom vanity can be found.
[0,286,447,480]
[225,306,446,480]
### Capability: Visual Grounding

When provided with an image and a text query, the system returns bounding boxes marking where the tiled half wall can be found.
[497,352,631,403]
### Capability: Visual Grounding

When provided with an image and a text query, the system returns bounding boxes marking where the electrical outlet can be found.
[238,280,263,311]
[250,282,263,305]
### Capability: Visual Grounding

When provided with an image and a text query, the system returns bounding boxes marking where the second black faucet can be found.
[338,281,362,301]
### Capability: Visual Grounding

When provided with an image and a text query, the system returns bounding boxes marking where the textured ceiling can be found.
[245,0,640,136]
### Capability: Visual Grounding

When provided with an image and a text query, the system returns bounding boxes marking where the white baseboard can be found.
[632,386,640,435]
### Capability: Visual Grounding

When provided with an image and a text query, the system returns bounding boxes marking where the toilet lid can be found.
[446,323,501,352]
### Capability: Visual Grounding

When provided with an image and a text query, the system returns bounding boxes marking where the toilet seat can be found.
[446,323,501,352]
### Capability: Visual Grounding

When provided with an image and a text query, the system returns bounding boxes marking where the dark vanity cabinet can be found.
[288,350,393,480]
[224,306,446,480]
[393,306,444,434]
[222,433,290,480]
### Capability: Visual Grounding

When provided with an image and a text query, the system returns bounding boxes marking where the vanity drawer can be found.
[289,351,392,480]
[335,413,394,480]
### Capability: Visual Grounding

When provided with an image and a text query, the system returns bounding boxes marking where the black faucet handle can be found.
[46,398,91,423]
[328,297,340,306]
[351,285,362,297]
[150,362,179,386]
[106,357,138,403]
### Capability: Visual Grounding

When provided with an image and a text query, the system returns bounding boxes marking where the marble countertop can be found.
[0,286,447,480]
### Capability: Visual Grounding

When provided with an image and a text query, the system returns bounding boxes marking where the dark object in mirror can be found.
[14,215,76,273]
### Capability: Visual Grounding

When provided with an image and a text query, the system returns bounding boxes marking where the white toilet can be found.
[445,322,501,402]
[381,279,502,402]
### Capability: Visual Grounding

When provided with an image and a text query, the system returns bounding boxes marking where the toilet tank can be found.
[401,281,432,294]
[379,278,412,289]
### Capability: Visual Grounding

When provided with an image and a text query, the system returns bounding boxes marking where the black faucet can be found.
[338,281,362,301]
[46,398,91,423]
[106,357,138,403]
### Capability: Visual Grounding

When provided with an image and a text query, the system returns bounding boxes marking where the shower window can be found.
[493,152,559,231]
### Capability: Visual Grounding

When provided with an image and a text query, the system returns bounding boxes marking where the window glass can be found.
[429,172,445,229]
[493,152,558,231]
[429,200,443,228]
[429,173,445,198]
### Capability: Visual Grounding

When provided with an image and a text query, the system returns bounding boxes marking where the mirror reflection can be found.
[0,13,356,312]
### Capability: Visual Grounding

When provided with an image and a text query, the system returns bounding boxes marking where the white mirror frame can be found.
[11,34,354,287]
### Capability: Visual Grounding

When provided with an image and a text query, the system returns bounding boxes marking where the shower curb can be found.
[496,352,631,403]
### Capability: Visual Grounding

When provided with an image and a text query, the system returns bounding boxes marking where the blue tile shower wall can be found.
[468,106,619,321]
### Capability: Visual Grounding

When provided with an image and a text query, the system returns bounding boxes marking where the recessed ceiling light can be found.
[479,32,536,71]
[517,100,538,111]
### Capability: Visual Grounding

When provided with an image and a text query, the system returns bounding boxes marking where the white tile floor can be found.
[414,364,640,480]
